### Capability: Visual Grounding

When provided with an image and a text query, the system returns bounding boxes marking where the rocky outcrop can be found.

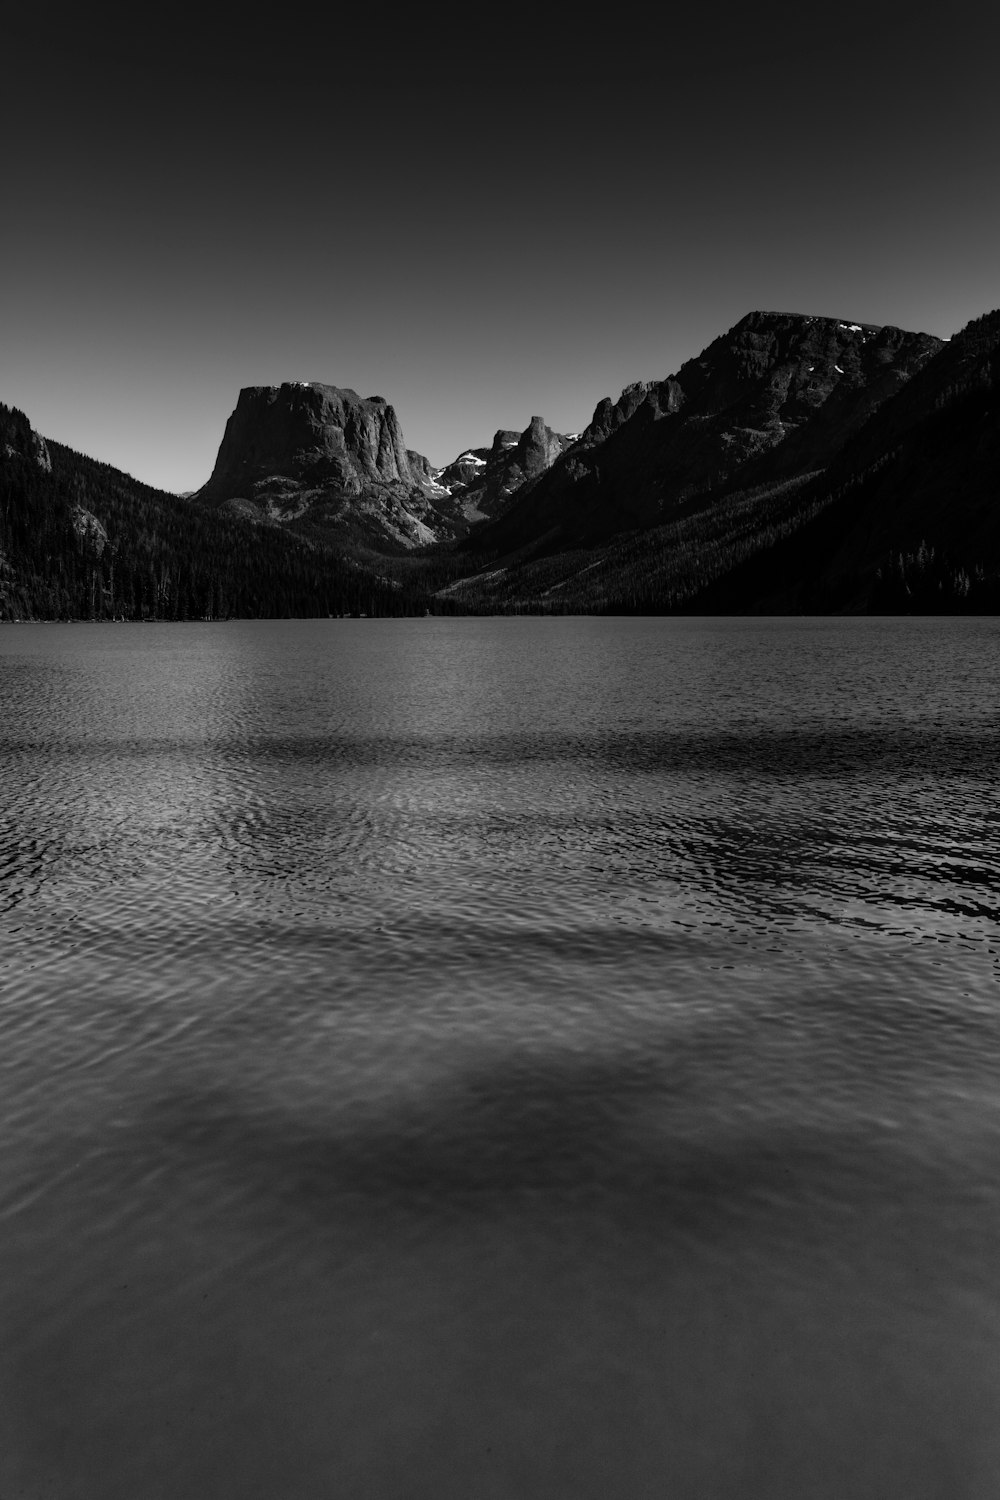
[200,383,418,501]
[405,449,439,486]
[470,312,945,557]
[437,416,577,523]
[0,403,51,473]
[582,381,683,444]
[435,444,495,497]
[196,386,572,549]
[197,382,464,551]
[71,504,108,554]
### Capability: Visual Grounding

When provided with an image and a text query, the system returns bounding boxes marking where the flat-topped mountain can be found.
[469,312,944,557]
[197,381,464,551]
[201,383,416,498]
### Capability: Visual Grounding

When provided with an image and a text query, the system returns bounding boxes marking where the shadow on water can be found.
[3,619,1000,1498]
[4,1045,999,1500]
[4,717,999,772]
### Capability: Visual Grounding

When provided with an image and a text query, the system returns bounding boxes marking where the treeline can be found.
[870,541,1000,613]
[0,409,435,620]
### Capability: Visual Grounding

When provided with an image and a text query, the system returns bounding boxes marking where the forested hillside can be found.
[439,310,1000,614]
[686,308,1000,613]
[0,406,431,620]
[464,313,944,561]
[3,306,998,621]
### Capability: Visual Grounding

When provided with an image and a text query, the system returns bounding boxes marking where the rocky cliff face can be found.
[197,382,464,551]
[436,416,577,523]
[472,312,945,556]
[200,382,419,499]
[582,381,684,445]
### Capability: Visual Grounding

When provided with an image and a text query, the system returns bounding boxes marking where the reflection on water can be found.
[1,617,999,1498]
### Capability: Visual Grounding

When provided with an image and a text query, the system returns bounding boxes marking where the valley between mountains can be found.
[3,308,999,619]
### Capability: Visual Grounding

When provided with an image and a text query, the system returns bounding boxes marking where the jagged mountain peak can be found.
[578,313,923,452]
[194,384,580,552]
[4,299,1000,619]
[470,312,945,557]
[435,415,577,525]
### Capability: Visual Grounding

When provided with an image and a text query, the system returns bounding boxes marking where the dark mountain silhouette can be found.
[445,310,999,615]
[3,306,998,619]
[464,312,944,562]
[686,308,1000,613]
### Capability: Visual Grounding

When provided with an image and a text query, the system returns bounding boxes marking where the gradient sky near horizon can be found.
[3,1,998,493]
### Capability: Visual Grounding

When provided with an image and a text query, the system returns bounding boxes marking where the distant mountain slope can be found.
[445,311,999,615]
[434,416,578,525]
[435,470,825,614]
[467,312,944,559]
[0,404,430,620]
[686,308,1000,612]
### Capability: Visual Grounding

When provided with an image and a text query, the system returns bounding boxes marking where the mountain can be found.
[466,312,944,560]
[444,310,999,615]
[687,308,1000,613]
[3,305,998,621]
[0,404,431,620]
[197,382,463,552]
[433,416,578,525]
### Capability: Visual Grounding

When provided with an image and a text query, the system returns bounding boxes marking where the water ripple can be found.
[2,617,999,1499]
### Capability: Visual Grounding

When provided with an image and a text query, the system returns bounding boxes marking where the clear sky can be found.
[3,2,998,493]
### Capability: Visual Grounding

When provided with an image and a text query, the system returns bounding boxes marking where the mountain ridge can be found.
[464,311,945,561]
[2,304,997,618]
[444,307,998,614]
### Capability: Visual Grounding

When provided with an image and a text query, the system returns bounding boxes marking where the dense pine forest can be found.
[0,408,433,621]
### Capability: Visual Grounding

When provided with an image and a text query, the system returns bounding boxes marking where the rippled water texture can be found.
[1,616,999,1498]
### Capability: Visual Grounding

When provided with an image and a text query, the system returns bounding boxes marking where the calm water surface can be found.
[1,616,999,1498]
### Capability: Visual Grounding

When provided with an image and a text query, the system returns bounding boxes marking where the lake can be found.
[1,616,998,1498]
